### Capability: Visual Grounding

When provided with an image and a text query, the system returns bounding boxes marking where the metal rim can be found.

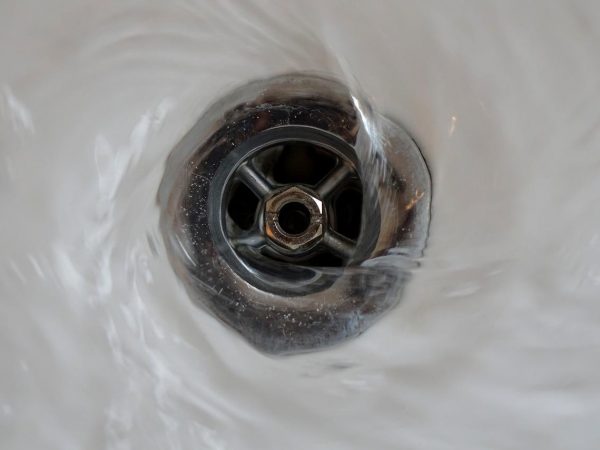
[158,73,431,354]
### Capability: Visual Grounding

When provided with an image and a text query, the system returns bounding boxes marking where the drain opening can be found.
[278,202,311,235]
[333,187,362,240]
[268,141,337,185]
[227,182,259,231]
[217,128,367,291]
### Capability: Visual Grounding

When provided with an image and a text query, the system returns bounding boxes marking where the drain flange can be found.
[158,73,431,355]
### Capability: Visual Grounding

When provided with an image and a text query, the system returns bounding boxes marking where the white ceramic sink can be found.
[2,1,600,448]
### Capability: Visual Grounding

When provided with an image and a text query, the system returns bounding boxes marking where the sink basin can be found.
[2,1,600,448]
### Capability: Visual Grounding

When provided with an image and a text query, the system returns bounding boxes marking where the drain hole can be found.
[333,187,363,240]
[266,142,337,185]
[278,202,311,235]
[227,182,259,230]
[222,132,363,272]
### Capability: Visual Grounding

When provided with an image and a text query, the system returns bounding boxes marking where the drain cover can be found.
[158,73,431,354]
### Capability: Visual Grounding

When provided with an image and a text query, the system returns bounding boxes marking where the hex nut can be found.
[264,186,325,253]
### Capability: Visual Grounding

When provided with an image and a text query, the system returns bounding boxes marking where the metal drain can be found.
[158,73,431,354]
[209,125,371,296]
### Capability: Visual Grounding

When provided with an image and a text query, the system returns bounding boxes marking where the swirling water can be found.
[2,1,600,448]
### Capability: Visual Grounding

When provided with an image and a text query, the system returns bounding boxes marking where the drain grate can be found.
[209,126,369,296]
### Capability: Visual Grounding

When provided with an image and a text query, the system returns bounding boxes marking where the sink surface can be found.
[2,1,600,448]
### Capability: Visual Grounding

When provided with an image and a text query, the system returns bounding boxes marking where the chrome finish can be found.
[208,124,365,296]
[236,163,272,198]
[316,163,352,199]
[264,186,325,254]
[323,229,355,259]
[158,73,431,355]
